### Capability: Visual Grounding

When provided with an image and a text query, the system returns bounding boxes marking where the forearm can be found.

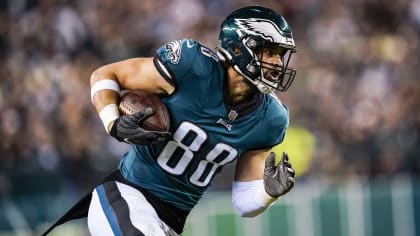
[232,151,295,217]
[232,180,277,217]
[90,68,121,110]
[90,69,121,133]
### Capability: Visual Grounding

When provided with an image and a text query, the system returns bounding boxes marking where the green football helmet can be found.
[217,6,297,93]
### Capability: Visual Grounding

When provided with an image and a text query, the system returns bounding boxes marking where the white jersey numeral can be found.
[200,46,219,62]
[157,121,237,187]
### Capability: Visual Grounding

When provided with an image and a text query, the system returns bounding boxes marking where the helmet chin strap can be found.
[256,81,274,94]
[233,64,273,94]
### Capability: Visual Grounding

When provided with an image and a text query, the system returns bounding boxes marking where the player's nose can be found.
[271,54,283,68]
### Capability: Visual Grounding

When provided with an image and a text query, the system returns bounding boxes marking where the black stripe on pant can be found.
[96,181,145,236]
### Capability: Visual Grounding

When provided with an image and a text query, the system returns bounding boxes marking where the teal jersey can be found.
[119,39,289,211]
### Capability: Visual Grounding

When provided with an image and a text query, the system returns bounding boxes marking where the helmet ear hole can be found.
[231,45,241,55]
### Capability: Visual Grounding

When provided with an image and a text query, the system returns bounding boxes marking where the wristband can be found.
[99,104,120,133]
[91,79,120,102]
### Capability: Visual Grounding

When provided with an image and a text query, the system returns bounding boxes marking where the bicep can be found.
[234,149,270,182]
[92,57,175,96]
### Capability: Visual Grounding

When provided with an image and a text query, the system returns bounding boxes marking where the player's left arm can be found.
[232,149,295,217]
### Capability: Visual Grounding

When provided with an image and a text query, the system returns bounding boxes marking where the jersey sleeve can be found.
[272,103,289,145]
[153,39,206,89]
[254,99,290,150]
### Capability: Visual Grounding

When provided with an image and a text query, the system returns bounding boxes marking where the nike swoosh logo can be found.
[123,138,133,144]
[186,40,194,48]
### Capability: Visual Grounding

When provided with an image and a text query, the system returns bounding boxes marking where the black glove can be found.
[110,107,171,145]
[263,152,295,198]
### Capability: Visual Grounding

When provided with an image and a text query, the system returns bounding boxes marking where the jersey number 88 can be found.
[157,121,237,187]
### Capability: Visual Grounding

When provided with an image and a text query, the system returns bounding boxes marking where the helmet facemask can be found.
[240,36,296,93]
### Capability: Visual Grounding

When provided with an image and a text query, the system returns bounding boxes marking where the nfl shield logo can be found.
[228,110,238,121]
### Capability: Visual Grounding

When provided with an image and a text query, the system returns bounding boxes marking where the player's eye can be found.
[262,47,286,57]
[263,48,276,57]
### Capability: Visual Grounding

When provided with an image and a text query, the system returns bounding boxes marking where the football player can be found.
[44,5,297,236]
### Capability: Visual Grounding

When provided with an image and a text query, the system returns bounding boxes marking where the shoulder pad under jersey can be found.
[154,39,219,87]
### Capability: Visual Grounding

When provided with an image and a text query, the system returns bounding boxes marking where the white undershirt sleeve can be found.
[232,180,278,217]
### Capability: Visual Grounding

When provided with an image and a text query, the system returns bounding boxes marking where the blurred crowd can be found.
[0,0,419,193]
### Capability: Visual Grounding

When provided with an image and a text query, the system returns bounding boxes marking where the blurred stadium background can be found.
[0,0,419,235]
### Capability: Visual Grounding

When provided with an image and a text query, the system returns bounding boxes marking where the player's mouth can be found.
[266,70,281,82]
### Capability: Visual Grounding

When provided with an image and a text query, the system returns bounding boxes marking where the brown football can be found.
[118,90,170,132]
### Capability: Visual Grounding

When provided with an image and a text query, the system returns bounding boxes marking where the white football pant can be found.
[88,181,178,236]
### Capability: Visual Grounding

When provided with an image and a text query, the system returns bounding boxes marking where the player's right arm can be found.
[90,57,175,113]
[90,57,174,144]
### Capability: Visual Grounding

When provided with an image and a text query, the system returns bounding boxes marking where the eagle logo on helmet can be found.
[234,18,295,47]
